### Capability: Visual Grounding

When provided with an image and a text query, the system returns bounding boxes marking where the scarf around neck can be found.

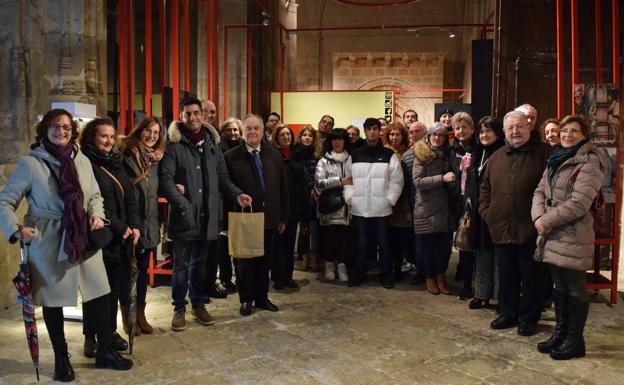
[42,138,88,263]
[547,139,588,182]
[179,123,206,145]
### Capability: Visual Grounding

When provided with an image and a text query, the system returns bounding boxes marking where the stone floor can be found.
[1,263,624,385]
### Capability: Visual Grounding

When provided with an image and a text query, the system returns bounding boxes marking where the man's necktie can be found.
[252,149,266,191]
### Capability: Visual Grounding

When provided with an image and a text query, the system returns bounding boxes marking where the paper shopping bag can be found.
[228,208,264,259]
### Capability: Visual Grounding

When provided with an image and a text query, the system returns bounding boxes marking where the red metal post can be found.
[183,0,190,92]
[223,26,228,119]
[595,0,602,84]
[207,0,213,100]
[145,0,152,117]
[171,0,180,118]
[160,0,167,103]
[214,0,219,122]
[247,28,252,114]
[118,0,127,133]
[556,0,564,117]
[127,0,135,133]
[571,0,579,114]
[613,0,621,85]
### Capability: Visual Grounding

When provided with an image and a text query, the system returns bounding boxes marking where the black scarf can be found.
[82,143,123,169]
[547,139,589,182]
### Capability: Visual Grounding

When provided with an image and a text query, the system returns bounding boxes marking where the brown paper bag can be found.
[228,208,264,259]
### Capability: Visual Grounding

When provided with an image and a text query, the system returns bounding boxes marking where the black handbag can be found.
[84,220,113,259]
[318,187,345,215]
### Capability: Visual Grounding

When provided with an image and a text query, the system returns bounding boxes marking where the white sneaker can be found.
[325,261,336,281]
[337,263,349,282]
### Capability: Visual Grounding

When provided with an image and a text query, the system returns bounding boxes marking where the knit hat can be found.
[437,108,454,121]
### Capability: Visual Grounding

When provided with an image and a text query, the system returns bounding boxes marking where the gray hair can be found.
[451,111,474,129]
[503,110,528,124]
[515,103,537,116]
[243,113,264,125]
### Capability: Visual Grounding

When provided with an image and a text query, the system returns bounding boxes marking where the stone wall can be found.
[0,0,107,309]
[332,52,444,126]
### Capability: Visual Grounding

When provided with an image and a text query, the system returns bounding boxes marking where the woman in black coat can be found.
[271,124,310,288]
[80,117,141,357]
[465,116,505,309]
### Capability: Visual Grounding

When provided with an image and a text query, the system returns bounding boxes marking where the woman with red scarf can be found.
[0,109,133,382]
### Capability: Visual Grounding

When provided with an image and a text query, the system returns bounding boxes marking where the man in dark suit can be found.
[224,114,289,316]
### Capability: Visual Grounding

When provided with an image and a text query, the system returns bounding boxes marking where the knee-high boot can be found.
[538,290,568,353]
[550,296,588,360]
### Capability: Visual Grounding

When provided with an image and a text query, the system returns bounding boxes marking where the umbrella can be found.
[127,242,138,354]
[12,241,39,381]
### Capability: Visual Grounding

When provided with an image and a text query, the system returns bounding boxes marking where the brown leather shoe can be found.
[437,273,451,295]
[426,278,440,295]
[121,305,141,336]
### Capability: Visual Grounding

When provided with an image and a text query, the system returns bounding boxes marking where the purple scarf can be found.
[179,123,206,145]
[43,138,89,263]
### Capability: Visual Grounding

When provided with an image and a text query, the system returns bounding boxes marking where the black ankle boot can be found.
[538,291,569,353]
[53,346,75,382]
[95,346,134,370]
[550,296,588,360]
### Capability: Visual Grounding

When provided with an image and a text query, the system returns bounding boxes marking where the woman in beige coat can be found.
[532,114,607,361]
[0,109,132,382]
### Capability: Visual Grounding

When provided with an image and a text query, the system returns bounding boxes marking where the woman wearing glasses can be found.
[0,109,133,382]
[532,115,607,360]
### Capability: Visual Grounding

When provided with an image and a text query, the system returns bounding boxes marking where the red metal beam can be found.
[118,0,127,133]
[556,0,564,117]
[127,0,135,133]
[159,0,166,109]
[571,0,579,114]
[613,0,621,84]
[171,0,180,118]
[595,0,602,84]
[183,0,190,92]
[223,26,228,119]
[286,23,492,33]
[207,0,213,100]
[145,0,152,117]
[213,0,219,123]
[247,29,252,114]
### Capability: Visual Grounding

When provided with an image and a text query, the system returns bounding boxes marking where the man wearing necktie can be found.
[224,114,289,316]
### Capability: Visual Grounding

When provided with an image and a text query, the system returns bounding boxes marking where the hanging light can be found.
[261,11,270,27]
[448,29,456,38]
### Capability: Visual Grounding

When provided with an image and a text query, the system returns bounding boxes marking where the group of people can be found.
[0,97,607,381]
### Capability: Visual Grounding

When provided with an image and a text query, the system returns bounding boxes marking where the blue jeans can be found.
[352,216,390,282]
[171,240,211,311]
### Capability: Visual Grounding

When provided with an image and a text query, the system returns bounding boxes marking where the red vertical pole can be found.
[171,0,180,117]
[145,0,152,117]
[280,36,285,120]
[118,0,127,133]
[127,0,135,133]
[207,0,213,100]
[595,0,602,84]
[159,0,166,89]
[183,0,190,92]
[223,26,228,119]
[556,0,564,118]
[214,0,219,122]
[247,28,252,114]
[571,0,579,114]
[613,0,621,85]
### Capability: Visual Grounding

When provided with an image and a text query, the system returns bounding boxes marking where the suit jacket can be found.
[224,142,289,229]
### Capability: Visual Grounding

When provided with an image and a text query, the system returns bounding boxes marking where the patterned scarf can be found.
[42,138,88,263]
[459,153,472,195]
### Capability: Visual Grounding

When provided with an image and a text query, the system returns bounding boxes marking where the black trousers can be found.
[218,234,234,283]
[236,230,276,303]
[320,224,351,264]
[84,259,121,338]
[272,221,298,283]
[46,294,112,351]
[460,250,475,290]
[495,241,544,325]
[387,226,413,276]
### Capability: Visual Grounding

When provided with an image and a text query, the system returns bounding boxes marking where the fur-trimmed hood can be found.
[167,121,221,144]
[412,139,442,165]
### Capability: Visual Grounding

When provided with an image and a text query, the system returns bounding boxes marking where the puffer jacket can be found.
[159,121,243,241]
[412,140,452,234]
[388,152,412,228]
[315,151,351,226]
[344,141,404,218]
[531,141,607,270]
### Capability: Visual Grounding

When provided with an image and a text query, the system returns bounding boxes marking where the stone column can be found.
[0,0,107,309]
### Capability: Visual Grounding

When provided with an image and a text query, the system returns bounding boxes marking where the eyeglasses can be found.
[503,124,527,132]
[560,127,582,135]
[48,124,72,132]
